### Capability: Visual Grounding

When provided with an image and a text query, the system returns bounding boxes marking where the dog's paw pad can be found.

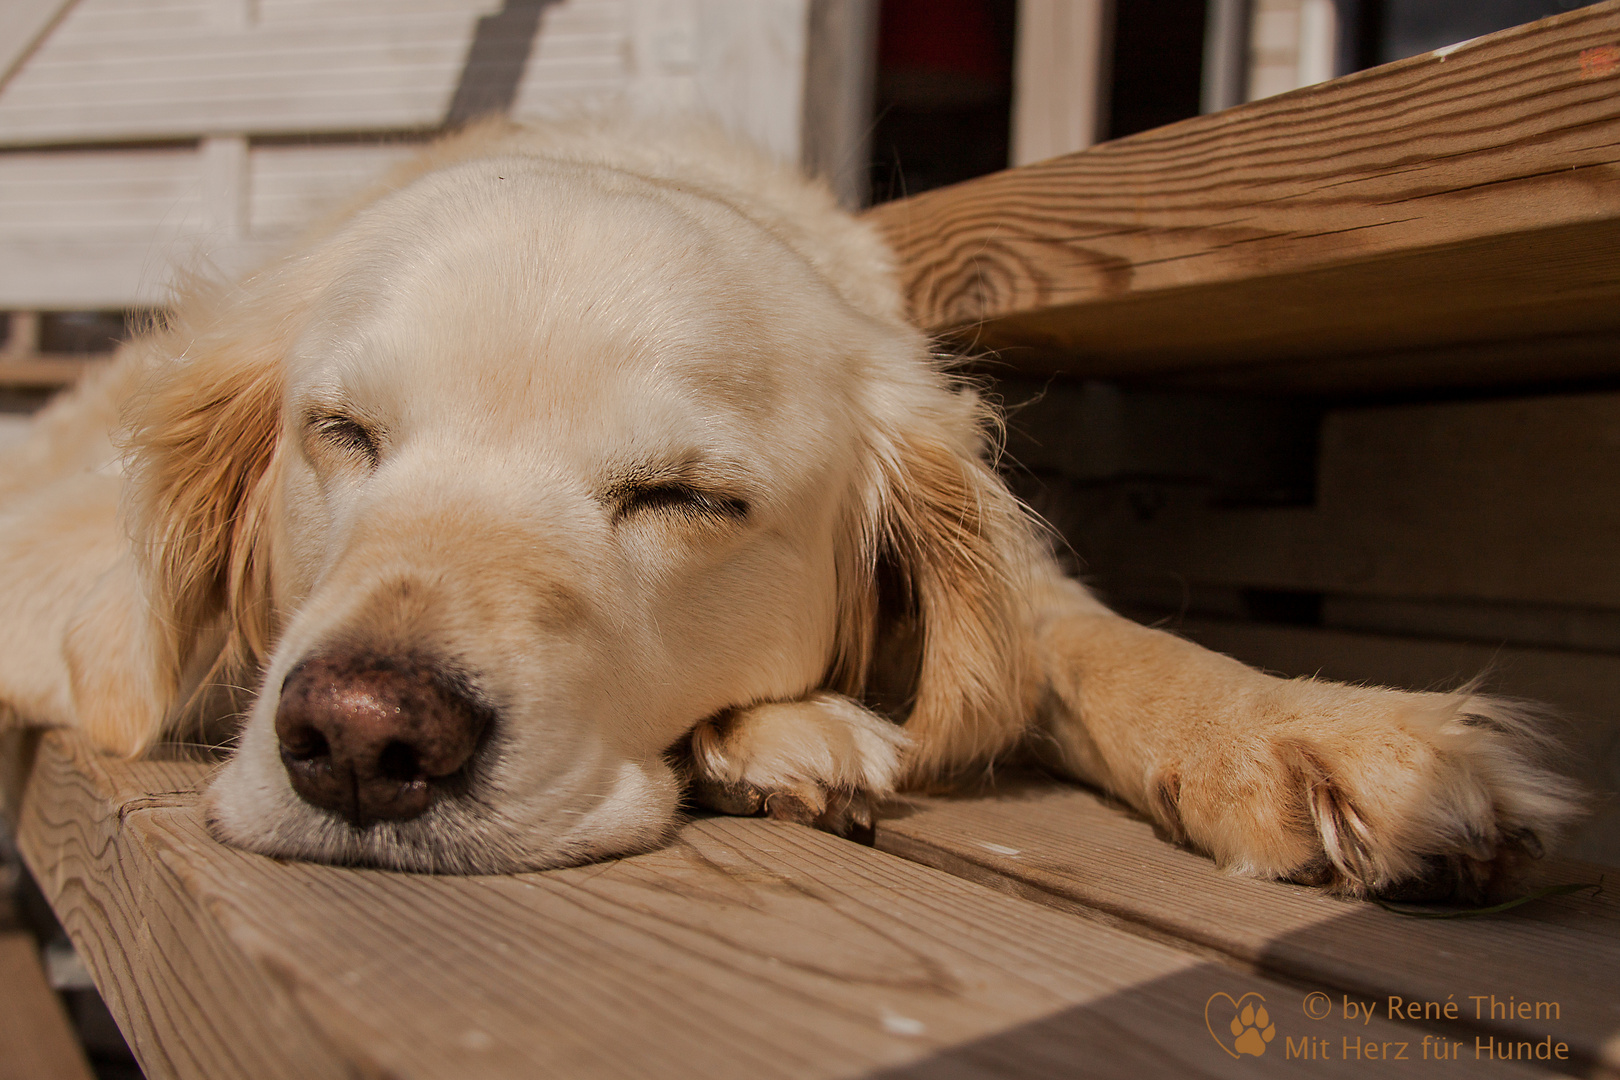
[1230,1004,1276,1057]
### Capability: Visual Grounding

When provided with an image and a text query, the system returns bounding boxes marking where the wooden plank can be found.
[1061,391,1620,612]
[0,147,204,236]
[0,356,105,390]
[14,728,1541,1079]
[0,931,97,1080]
[0,0,79,93]
[862,2,1620,390]
[622,0,812,166]
[0,237,279,309]
[3,312,41,358]
[801,0,878,209]
[1009,0,1109,166]
[0,142,421,309]
[248,141,422,234]
[877,778,1620,1075]
[0,0,627,145]
[17,738,344,1080]
[1147,330,1620,395]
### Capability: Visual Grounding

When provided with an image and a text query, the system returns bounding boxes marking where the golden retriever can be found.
[0,117,1580,894]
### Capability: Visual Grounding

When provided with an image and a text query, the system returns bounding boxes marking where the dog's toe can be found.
[681,694,905,842]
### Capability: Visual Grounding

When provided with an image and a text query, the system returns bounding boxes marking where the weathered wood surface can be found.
[0,931,97,1080]
[22,728,1552,1080]
[878,777,1620,1076]
[864,2,1620,389]
[0,141,420,309]
[0,0,813,162]
[0,0,624,145]
[0,0,77,90]
[0,0,816,310]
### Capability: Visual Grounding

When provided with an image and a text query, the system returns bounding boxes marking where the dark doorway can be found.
[867,0,1017,204]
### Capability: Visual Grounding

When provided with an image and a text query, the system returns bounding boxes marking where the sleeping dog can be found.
[0,117,1579,893]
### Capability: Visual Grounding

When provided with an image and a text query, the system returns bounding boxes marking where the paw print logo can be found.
[1205,992,1278,1058]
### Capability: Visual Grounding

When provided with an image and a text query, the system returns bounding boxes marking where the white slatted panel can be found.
[0,236,274,308]
[0,141,438,306]
[0,0,629,144]
[248,142,421,234]
[0,0,816,309]
[0,148,203,236]
[0,145,222,305]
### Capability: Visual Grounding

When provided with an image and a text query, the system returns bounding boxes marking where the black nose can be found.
[275,653,490,827]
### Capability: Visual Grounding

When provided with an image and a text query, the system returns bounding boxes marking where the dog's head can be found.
[110,131,1035,871]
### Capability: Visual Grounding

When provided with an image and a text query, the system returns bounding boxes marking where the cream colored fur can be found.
[0,117,1580,892]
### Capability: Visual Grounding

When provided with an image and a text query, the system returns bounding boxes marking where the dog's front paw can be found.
[1156,683,1583,902]
[681,693,908,842]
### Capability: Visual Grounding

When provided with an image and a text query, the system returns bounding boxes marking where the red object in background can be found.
[878,0,1007,80]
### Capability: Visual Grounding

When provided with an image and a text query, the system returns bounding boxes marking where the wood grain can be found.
[16,738,348,1080]
[0,931,96,1080]
[876,778,1620,1075]
[863,2,1620,389]
[14,729,1543,1079]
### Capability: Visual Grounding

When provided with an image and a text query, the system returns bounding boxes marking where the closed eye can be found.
[310,413,381,465]
[615,483,749,523]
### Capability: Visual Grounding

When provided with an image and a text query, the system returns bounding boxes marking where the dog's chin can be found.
[202,739,684,874]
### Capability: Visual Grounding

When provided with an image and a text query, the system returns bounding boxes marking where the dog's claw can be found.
[688,777,764,817]
[760,790,817,825]
[690,775,881,844]
[680,695,905,845]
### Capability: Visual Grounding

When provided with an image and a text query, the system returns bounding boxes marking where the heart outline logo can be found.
[1205,991,1276,1058]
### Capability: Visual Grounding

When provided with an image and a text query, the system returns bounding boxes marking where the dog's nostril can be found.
[274,653,488,828]
[376,740,421,783]
[279,725,330,762]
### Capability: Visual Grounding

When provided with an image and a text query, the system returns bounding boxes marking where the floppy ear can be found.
[63,308,286,754]
[830,384,1039,784]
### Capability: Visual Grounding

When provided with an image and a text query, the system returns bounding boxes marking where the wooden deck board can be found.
[0,931,96,1080]
[15,729,1562,1079]
[861,1,1620,392]
[876,777,1620,1075]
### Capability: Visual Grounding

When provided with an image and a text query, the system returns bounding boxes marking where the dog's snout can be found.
[275,654,489,827]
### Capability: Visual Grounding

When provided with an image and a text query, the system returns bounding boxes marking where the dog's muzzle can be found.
[274,652,490,827]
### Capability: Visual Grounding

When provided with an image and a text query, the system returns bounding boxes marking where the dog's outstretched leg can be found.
[1028,573,1583,901]
[681,692,908,841]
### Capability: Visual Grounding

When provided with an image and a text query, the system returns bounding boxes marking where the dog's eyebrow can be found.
[608,454,749,488]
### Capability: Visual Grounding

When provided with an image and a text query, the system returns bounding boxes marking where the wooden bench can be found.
[0,0,873,390]
[9,4,1620,1077]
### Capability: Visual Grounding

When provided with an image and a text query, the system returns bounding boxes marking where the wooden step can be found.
[21,728,1543,1080]
[877,776,1619,1076]
[863,2,1620,394]
[0,931,96,1080]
